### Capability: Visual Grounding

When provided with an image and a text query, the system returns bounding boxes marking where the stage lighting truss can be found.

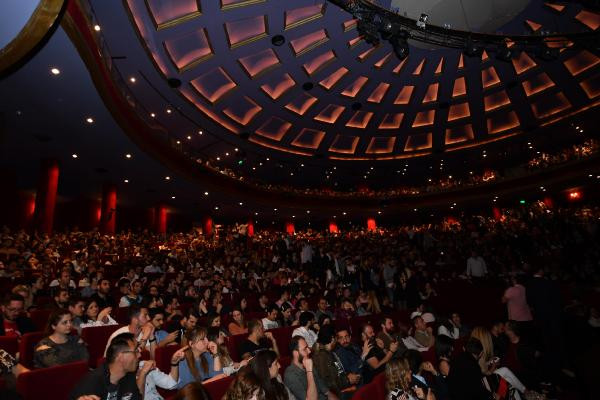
[329,0,599,60]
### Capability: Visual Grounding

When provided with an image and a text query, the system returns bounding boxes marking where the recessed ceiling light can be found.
[198,130,203,135]
[214,206,219,210]
[414,208,418,211]
[165,176,170,180]
[204,192,209,196]
[292,215,296,218]
[225,153,229,156]
[171,196,176,199]
[186,136,191,140]
[234,148,238,152]
[129,77,136,83]
[255,212,258,215]
[306,210,310,214]
[342,212,346,215]
[266,158,270,161]
[71,154,78,158]
[125,154,132,159]
[239,202,243,206]
[216,157,220,161]
[252,167,256,170]
[50,67,60,75]
[166,108,172,114]
[274,208,278,211]
[86,117,94,124]
[150,113,156,118]
[124,179,129,183]
[93,25,101,31]
[176,140,181,144]
[378,211,382,214]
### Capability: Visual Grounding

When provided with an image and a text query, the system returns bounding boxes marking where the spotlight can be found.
[465,37,483,57]
[416,13,429,29]
[271,34,285,46]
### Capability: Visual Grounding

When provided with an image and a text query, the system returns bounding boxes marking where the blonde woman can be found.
[470,326,495,374]
[386,358,434,400]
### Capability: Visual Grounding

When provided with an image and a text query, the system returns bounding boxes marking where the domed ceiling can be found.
[80,0,599,191]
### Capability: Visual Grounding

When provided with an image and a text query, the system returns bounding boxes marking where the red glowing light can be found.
[569,191,581,200]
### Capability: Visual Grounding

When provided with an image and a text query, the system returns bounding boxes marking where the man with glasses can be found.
[70,332,145,400]
[0,294,35,338]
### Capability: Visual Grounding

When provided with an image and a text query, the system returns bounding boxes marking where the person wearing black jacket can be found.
[70,333,142,400]
[447,338,494,400]
[0,294,35,337]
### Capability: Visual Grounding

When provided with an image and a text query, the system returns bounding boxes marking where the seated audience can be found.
[0,294,35,337]
[412,316,435,348]
[228,306,247,335]
[262,304,280,330]
[437,313,467,339]
[34,308,89,368]
[239,319,279,360]
[292,311,318,347]
[104,306,155,357]
[312,325,355,399]
[68,297,86,332]
[284,336,326,400]
[447,338,493,400]
[386,358,433,400]
[362,324,396,383]
[70,332,142,400]
[174,382,211,400]
[141,345,187,400]
[378,316,407,355]
[335,328,368,378]
[249,350,292,400]
[80,299,117,329]
[177,326,223,388]
[90,278,116,309]
[207,327,249,376]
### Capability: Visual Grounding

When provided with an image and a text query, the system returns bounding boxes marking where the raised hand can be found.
[171,346,188,364]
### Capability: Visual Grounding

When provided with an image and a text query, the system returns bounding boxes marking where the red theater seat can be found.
[29,309,51,332]
[0,336,18,357]
[267,326,296,358]
[226,333,249,362]
[204,375,234,400]
[80,324,122,367]
[115,307,130,324]
[16,360,88,400]
[156,345,181,373]
[18,331,45,369]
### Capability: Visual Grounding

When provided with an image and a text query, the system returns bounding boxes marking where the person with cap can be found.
[312,325,357,399]
[292,311,318,347]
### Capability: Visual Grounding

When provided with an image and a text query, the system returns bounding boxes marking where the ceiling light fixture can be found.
[93,25,101,31]
[86,117,94,124]
[165,176,170,180]
[50,67,60,75]
[198,130,203,135]
[150,113,156,118]
[71,154,78,158]
[124,179,129,183]
[171,196,176,199]
[187,136,192,140]
[166,108,172,114]
[129,77,136,83]
[125,154,132,159]
[204,192,209,196]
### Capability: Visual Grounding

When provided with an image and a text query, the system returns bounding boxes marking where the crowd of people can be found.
[0,201,599,399]
[188,137,599,200]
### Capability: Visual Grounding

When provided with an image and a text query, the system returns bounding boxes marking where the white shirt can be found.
[438,325,459,339]
[262,318,279,330]
[49,279,77,289]
[139,360,178,400]
[291,326,318,347]
[466,256,487,277]
[80,315,118,330]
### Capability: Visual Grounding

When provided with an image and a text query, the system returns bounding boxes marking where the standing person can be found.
[69,333,143,400]
[34,308,89,368]
[502,276,533,341]
[466,250,487,278]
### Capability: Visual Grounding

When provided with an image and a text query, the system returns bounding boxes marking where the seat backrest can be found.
[267,326,296,358]
[0,335,18,357]
[80,324,121,367]
[226,333,249,362]
[29,309,51,332]
[16,360,89,400]
[18,331,45,369]
[203,375,234,400]
[155,345,181,374]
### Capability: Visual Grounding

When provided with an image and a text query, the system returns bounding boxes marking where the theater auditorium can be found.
[1,1,599,399]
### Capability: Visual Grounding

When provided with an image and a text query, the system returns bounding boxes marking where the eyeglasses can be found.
[122,346,142,355]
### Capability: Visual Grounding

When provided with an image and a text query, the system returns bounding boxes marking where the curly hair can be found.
[385,358,412,393]
[225,368,265,400]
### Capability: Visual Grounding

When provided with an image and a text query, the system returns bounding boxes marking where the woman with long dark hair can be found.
[34,308,88,368]
[249,350,290,400]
